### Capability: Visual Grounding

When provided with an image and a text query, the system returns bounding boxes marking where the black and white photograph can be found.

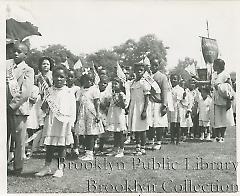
[3,0,240,194]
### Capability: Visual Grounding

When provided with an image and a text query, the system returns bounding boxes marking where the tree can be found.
[42,44,78,67]
[136,34,168,63]
[113,39,138,68]
[25,48,43,74]
[113,34,168,72]
[170,57,197,81]
[85,49,119,78]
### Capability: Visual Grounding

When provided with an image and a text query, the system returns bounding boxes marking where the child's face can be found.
[134,65,145,79]
[41,59,51,73]
[180,80,187,89]
[83,79,92,88]
[99,80,108,92]
[188,80,196,91]
[53,69,67,88]
[112,80,121,92]
[151,63,159,74]
[13,43,28,64]
[201,90,208,99]
[124,69,130,80]
[67,71,75,86]
[171,75,179,87]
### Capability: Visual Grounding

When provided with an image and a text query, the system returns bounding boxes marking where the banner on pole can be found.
[201,37,219,64]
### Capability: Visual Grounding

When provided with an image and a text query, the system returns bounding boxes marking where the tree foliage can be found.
[169,57,197,81]
[26,34,169,76]
[42,44,78,67]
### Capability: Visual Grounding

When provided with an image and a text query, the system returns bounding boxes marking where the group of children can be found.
[20,57,235,178]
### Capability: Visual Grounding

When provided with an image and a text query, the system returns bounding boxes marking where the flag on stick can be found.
[117,62,126,83]
[74,59,83,70]
[185,62,197,77]
[92,61,100,85]
[62,59,69,69]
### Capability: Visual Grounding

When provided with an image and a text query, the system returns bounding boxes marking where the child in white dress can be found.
[169,74,184,144]
[107,77,127,157]
[97,76,111,154]
[179,80,193,142]
[66,68,81,157]
[35,65,76,178]
[198,87,212,140]
[128,63,151,155]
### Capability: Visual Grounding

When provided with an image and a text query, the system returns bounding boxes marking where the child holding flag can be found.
[35,65,76,178]
[106,77,127,157]
[74,74,104,160]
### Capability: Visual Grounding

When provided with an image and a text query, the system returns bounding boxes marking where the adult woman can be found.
[32,57,54,151]
[36,56,54,89]
[193,58,234,142]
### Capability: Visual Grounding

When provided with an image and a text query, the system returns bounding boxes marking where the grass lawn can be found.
[7,126,237,193]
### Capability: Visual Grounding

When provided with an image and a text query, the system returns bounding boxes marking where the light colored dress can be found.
[26,85,40,129]
[107,92,127,132]
[43,86,76,146]
[148,77,168,128]
[211,71,235,128]
[198,95,212,127]
[99,87,111,127]
[69,85,81,101]
[179,88,193,128]
[75,85,104,135]
[128,79,151,132]
[170,85,184,123]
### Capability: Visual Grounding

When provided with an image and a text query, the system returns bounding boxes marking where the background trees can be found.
[26,34,169,77]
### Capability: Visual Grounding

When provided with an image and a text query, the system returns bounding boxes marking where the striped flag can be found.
[92,61,100,85]
[38,74,49,95]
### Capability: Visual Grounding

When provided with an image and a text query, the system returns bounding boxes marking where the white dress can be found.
[43,86,76,146]
[107,92,127,132]
[148,77,168,128]
[198,96,212,127]
[179,88,193,128]
[128,79,151,132]
[170,85,184,123]
[211,71,235,128]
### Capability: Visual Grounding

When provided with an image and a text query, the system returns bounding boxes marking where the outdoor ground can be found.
[7,126,237,193]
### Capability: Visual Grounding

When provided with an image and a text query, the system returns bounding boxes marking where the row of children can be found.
[20,56,235,178]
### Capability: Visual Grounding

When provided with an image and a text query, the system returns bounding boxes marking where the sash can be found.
[143,72,161,94]
[6,60,20,98]
[78,88,97,118]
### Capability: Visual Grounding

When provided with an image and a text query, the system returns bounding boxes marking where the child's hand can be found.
[29,97,37,104]
[183,92,186,99]
[141,111,147,120]
[226,99,232,111]
[160,104,167,116]
[185,111,191,118]
[95,113,100,123]
[41,101,49,114]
